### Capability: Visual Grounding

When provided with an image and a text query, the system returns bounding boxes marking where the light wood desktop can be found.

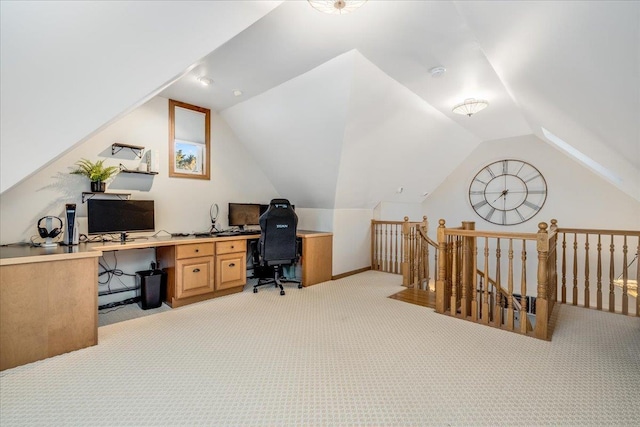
[0,230,332,371]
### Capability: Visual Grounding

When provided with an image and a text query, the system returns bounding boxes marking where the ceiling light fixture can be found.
[452,98,489,117]
[197,76,213,86]
[308,0,368,15]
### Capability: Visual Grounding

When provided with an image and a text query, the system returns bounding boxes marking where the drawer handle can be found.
[231,246,234,249]
[193,268,201,273]
[195,249,199,253]
[229,263,235,268]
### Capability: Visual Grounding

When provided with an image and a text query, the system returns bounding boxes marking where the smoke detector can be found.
[429,66,446,78]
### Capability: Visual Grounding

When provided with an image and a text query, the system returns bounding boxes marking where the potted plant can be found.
[71,158,119,192]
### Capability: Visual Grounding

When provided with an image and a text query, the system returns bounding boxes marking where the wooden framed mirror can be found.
[169,99,211,180]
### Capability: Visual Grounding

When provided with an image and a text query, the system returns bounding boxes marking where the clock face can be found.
[469,159,547,225]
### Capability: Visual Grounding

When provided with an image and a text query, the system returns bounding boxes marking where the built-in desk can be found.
[0,230,332,370]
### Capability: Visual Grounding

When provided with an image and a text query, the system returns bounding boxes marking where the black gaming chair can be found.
[253,199,302,296]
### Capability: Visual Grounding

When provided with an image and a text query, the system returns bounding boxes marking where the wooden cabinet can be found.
[176,256,214,299]
[157,242,216,308]
[157,240,247,308]
[216,240,246,291]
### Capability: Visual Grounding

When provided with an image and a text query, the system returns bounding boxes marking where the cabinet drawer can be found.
[176,256,214,299]
[176,243,214,259]
[216,240,246,255]
[216,252,247,290]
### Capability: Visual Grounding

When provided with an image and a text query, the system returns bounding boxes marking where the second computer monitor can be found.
[228,203,261,230]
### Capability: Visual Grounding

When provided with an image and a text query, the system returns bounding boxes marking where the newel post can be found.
[435,219,447,313]
[535,222,550,340]
[402,217,410,286]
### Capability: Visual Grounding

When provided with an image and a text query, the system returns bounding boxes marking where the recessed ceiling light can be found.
[233,90,243,97]
[197,76,213,86]
[429,66,446,78]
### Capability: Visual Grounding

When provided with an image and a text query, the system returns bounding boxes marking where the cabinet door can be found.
[216,252,246,290]
[176,256,214,299]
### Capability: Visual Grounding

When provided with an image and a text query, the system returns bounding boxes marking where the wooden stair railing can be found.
[392,215,637,340]
[371,217,437,290]
[432,219,556,340]
[371,219,412,275]
[553,221,639,316]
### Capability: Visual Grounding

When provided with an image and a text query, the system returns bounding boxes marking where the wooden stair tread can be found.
[388,287,436,309]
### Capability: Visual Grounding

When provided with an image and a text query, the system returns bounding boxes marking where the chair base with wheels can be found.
[253,265,302,296]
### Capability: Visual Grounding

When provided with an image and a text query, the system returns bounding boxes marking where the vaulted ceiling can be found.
[2,1,638,204]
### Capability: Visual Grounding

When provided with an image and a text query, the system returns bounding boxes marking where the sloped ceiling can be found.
[0,0,282,193]
[3,1,639,203]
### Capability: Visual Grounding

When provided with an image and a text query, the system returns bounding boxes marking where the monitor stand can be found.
[41,237,58,248]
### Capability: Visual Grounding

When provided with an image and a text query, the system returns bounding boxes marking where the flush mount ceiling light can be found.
[452,98,489,117]
[308,0,368,15]
[197,76,214,86]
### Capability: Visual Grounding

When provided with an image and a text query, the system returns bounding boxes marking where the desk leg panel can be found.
[0,258,98,371]
[302,235,333,286]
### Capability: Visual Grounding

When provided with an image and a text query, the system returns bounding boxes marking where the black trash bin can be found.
[136,269,167,310]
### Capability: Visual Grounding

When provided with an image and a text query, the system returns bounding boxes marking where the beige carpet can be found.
[1,271,638,426]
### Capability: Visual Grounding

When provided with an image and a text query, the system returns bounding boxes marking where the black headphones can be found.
[37,216,63,239]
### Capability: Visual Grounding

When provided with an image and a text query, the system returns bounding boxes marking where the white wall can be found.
[422,134,640,306]
[332,209,373,276]
[373,201,423,222]
[422,134,640,233]
[297,207,374,277]
[0,95,283,303]
[0,97,281,244]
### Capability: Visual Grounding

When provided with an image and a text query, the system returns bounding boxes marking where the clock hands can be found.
[491,189,509,203]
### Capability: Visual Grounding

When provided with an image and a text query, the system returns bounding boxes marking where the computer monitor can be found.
[228,203,261,230]
[87,200,155,235]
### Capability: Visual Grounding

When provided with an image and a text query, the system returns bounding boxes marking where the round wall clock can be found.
[468,159,547,225]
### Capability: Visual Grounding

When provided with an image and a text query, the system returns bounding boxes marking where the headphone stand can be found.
[41,237,58,248]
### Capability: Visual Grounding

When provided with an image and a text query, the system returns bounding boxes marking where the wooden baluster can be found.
[471,238,478,322]
[507,239,514,331]
[597,234,602,310]
[520,240,528,334]
[482,237,490,325]
[584,234,590,308]
[609,235,615,312]
[451,238,459,316]
[425,234,431,290]
[394,224,399,274]
[622,235,628,315]
[435,220,447,313]
[572,233,578,305]
[415,227,420,286]
[460,234,469,319]
[377,224,382,271]
[561,232,567,303]
[494,238,502,327]
[385,224,390,272]
[434,245,439,283]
